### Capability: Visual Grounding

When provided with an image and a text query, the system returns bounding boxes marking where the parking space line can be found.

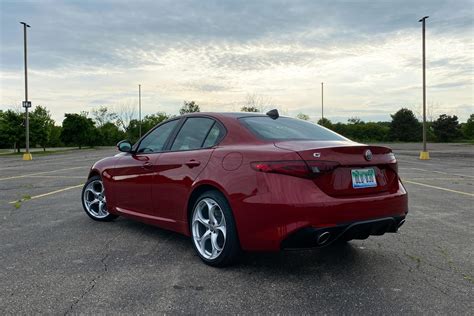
[403,177,472,181]
[9,184,83,204]
[0,166,88,181]
[404,180,474,197]
[29,175,86,179]
[402,167,474,179]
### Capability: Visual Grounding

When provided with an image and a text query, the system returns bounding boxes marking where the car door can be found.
[151,117,225,225]
[110,119,180,217]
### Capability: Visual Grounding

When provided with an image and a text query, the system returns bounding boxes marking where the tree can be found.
[297,113,310,120]
[126,112,170,142]
[98,122,126,145]
[48,125,63,147]
[30,106,54,151]
[242,93,273,112]
[61,113,96,148]
[180,101,200,115]
[389,108,421,142]
[317,117,333,129]
[92,106,118,127]
[461,114,474,140]
[116,102,136,132]
[241,106,259,112]
[0,109,24,152]
[432,114,462,142]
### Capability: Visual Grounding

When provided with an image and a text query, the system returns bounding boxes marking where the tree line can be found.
[0,101,473,150]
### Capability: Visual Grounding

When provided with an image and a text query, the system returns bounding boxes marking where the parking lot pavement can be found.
[0,144,473,314]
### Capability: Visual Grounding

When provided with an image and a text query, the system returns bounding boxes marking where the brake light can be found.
[251,160,339,178]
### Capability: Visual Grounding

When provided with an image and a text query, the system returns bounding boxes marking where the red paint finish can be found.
[88,112,408,251]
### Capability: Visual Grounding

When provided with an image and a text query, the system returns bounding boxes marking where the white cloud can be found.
[1,0,472,124]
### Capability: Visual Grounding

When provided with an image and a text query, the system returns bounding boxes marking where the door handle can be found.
[142,162,153,169]
[185,160,201,168]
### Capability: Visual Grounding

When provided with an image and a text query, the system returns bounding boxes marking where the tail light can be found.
[386,152,398,174]
[251,160,339,179]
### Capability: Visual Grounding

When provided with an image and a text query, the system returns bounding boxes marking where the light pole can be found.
[20,22,32,161]
[138,84,142,138]
[321,82,324,120]
[419,16,430,160]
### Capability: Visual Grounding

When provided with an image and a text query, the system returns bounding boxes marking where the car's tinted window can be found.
[171,117,215,151]
[202,123,223,148]
[137,119,179,153]
[240,116,347,141]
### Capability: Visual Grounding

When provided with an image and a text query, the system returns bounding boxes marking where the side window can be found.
[171,117,214,151]
[137,120,179,153]
[202,123,223,148]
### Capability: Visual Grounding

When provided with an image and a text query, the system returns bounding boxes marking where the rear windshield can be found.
[240,116,347,141]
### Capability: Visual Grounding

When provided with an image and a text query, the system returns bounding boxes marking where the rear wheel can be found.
[190,190,240,267]
[81,175,118,222]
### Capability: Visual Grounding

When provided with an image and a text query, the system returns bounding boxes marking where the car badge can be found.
[364,149,373,161]
[313,153,321,158]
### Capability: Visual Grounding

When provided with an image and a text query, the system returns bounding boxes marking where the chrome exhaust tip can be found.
[398,219,405,229]
[317,231,331,245]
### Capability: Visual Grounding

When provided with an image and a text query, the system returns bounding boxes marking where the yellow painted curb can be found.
[419,151,430,160]
[22,153,33,161]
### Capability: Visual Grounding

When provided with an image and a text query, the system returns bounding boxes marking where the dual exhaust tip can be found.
[316,231,331,246]
[316,219,405,245]
[397,219,405,230]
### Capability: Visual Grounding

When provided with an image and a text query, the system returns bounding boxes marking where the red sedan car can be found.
[82,110,408,266]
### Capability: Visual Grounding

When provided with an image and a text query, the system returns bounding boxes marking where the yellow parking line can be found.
[0,166,88,181]
[9,184,83,204]
[404,180,474,197]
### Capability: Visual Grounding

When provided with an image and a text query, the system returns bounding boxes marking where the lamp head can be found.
[418,16,429,22]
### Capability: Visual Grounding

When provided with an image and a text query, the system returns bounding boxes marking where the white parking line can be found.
[9,184,83,204]
[0,166,88,181]
[400,167,474,179]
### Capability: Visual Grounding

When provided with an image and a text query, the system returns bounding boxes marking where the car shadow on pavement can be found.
[112,217,392,276]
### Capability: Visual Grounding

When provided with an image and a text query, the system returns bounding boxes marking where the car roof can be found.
[182,111,288,119]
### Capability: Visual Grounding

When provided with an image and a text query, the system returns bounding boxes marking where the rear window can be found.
[240,116,347,141]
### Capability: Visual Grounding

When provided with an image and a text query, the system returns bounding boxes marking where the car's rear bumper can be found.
[280,216,405,249]
[231,174,408,251]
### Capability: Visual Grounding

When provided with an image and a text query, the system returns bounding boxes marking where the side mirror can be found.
[117,140,132,152]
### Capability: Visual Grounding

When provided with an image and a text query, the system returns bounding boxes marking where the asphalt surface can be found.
[0,144,473,314]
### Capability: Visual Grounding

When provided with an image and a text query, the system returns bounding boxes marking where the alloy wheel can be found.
[192,198,227,260]
[83,179,109,219]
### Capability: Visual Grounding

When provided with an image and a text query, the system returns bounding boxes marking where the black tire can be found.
[81,175,118,222]
[190,190,241,267]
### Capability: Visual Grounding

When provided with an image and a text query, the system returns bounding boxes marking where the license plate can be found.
[351,168,377,188]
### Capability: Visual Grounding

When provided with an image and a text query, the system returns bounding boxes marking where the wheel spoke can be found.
[195,209,210,228]
[198,230,211,253]
[209,205,218,225]
[216,224,226,237]
[211,232,221,252]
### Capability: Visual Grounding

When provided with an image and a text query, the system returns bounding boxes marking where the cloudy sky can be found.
[1,0,473,124]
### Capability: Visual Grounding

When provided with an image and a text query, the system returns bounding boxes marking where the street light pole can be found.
[20,22,32,161]
[321,82,324,120]
[419,16,430,160]
[138,84,142,138]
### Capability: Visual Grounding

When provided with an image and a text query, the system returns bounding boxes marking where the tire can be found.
[81,175,118,222]
[190,190,241,267]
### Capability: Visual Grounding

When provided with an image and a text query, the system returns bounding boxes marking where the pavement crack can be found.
[64,238,115,315]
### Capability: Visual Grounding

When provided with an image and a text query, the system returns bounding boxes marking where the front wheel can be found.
[191,190,240,267]
[81,175,118,222]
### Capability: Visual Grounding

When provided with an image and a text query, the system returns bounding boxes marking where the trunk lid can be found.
[274,140,399,197]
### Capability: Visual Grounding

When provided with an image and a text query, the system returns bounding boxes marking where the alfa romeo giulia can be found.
[82,110,408,266]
